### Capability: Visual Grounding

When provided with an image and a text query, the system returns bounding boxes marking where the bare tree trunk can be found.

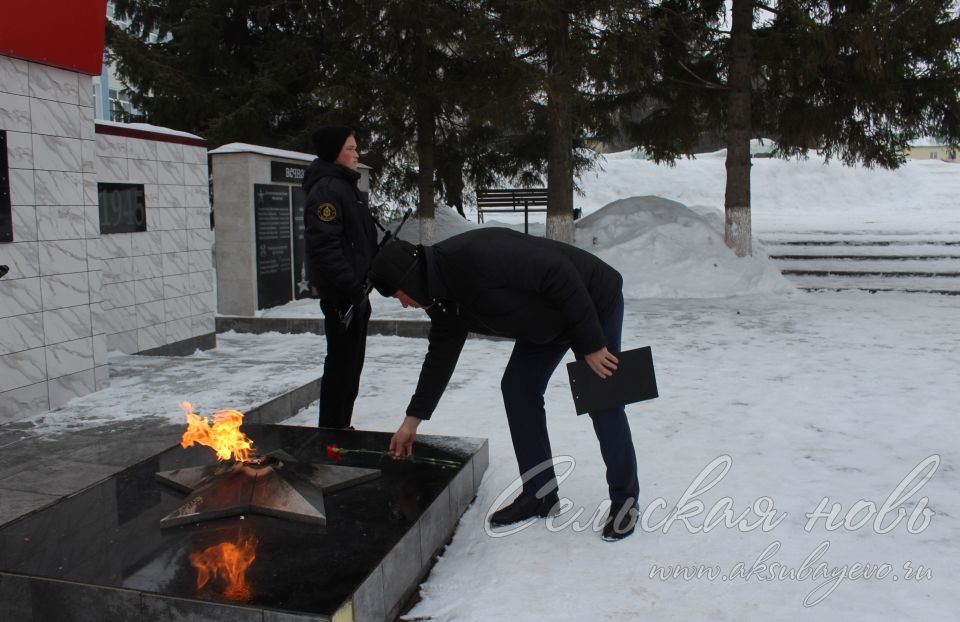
[413,18,437,245]
[416,103,436,244]
[724,0,753,257]
[544,12,575,243]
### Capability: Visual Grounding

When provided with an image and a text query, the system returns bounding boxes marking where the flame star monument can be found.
[156,403,378,527]
[0,400,488,621]
[156,450,379,527]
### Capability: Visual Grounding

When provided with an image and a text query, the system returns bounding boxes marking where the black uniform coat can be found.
[407,228,623,419]
[302,159,378,303]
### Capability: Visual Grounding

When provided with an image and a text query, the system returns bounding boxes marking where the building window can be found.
[98,183,146,234]
[930,151,939,159]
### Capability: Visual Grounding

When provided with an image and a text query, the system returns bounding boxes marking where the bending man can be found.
[368,228,640,541]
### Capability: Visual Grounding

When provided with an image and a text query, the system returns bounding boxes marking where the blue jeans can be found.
[500,294,639,504]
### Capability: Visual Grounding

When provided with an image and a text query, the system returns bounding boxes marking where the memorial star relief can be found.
[297,266,311,294]
[155,403,379,528]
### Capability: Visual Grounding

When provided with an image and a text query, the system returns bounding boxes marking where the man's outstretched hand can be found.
[585,347,619,379]
[390,416,421,458]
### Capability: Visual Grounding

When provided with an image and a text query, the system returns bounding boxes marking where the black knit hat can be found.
[369,240,430,304]
[311,125,354,163]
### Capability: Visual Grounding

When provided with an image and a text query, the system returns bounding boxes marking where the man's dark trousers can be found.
[500,294,639,504]
[318,299,371,428]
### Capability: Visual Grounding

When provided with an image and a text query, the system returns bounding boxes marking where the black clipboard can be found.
[566,346,658,415]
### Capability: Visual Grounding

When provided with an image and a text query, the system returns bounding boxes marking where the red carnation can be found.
[326,444,342,461]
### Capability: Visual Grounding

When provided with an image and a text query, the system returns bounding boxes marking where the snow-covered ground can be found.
[282,291,960,620]
[273,153,960,620]
[35,149,960,619]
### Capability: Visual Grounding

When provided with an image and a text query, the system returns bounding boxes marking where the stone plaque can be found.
[98,182,147,234]
[254,184,292,309]
[292,186,311,299]
[270,160,307,184]
[0,131,11,243]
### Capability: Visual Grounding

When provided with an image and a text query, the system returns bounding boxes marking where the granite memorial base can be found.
[0,425,488,622]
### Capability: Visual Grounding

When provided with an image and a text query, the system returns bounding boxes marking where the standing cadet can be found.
[303,126,378,428]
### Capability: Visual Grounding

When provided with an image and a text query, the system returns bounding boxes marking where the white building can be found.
[1,4,215,422]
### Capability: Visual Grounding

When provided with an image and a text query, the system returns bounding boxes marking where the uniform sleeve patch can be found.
[317,203,337,222]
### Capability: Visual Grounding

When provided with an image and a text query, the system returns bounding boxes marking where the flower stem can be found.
[334,446,460,469]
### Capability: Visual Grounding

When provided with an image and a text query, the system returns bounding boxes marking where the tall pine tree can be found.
[108,0,353,148]
[483,1,656,242]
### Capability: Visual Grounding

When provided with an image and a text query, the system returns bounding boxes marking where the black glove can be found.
[349,281,368,307]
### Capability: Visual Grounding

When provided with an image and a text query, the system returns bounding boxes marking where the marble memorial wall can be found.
[0,56,214,422]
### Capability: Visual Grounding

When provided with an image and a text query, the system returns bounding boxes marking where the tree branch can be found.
[753,1,781,18]
[676,61,727,90]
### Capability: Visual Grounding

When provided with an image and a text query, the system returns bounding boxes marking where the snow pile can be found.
[387,194,793,299]
[576,196,793,298]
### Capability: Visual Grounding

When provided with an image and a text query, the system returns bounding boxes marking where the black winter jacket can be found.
[302,159,378,303]
[406,228,623,419]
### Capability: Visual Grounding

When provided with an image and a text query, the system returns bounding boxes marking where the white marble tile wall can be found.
[92,126,212,356]
[1,58,100,422]
[1,57,213,422]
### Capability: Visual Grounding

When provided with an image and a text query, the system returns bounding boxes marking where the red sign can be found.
[0,0,108,76]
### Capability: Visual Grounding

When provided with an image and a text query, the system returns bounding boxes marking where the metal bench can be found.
[476,188,548,234]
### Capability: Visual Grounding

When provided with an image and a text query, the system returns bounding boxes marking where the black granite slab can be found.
[0,425,487,622]
[0,490,59,532]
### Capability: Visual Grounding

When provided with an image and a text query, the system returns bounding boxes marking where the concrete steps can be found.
[760,233,960,295]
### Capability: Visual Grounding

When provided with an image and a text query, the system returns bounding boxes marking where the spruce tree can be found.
[756,0,960,167]
[107,0,351,148]
[353,0,489,242]
[482,1,656,242]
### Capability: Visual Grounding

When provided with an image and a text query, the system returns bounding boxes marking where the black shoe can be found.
[489,492,560,527]
[602,500,639,542]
